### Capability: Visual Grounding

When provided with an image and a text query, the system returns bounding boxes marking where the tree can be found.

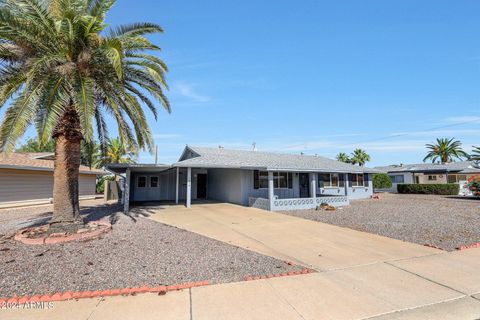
[423,138,468,163]
[16,137,55,153]
[372,173,392,190]
[81,140,100,169]
[0,0,170,231]
[94,137,136,168]
[470,146,480,161]
[336,152,350,163]
[350,149,371,166]
[17,137,100,168]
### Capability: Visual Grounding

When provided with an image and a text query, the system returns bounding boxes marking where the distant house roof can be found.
[174,146,379,173]
[375,161,480,174]
[0,152,105,175]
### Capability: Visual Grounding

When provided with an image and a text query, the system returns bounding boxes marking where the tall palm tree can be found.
[423,138,468,163]
[81,140,100,169]
[350,149,371,166]
[0,0,170,230]
[94,137,136,167]
[470,146,480,167]
[470,146,480,161]
[336,152,350,163]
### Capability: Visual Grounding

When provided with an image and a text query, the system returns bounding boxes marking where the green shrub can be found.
[372,173,392,190]
[397,184,459,195]
[96,175,115,194]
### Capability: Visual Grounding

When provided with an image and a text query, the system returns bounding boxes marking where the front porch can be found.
[249,195,349,211]
[248,171,350,211]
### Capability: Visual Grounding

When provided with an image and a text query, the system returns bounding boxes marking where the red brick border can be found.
[0,281,209,305]
[244,268,315,281]
[14,221,112,245]
[457,242,480,250]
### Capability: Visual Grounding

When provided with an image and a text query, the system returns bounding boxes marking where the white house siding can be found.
[0,168,97,206]
[386,172,414,193]
[346,174,373,200]
[207,168,243,204]
[130,168,207,202]
[240,170,300,205]
[206,169,305,206]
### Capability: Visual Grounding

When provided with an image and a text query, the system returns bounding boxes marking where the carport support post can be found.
[186,167,192,208]
[175,167,179,204]
[123,168,130,213]
[268,171,274,211]
[309,173,316,203]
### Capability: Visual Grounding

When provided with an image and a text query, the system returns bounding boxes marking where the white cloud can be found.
[443,115,480,124]
[173,82,210,103]
[390,129,480,137]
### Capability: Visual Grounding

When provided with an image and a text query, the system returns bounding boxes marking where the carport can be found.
[107,164,203,213]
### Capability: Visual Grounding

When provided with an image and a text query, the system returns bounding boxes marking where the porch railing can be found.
[248,197,271,211]
[249,196,349,211]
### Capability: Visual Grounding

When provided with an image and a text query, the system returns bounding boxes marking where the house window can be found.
[427,175,437,181]
[349,173,367,187]
[254,171,293,189]
[318,173,340,188]
[137,176,147,188]
[447,174,467,183]
[150,176,159,188]
[389,175,404,184]
[259,171,269,188]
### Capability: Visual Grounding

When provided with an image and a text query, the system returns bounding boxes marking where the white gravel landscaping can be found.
[282,193,480,251]
[0,200,303,297]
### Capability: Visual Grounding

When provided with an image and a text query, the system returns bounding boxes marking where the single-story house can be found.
[107,146,379,213]
[374,161,480,195]
[0,152,105,208]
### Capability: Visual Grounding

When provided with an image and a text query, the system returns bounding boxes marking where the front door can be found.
[197,174,207,199]
[299,173,310,198]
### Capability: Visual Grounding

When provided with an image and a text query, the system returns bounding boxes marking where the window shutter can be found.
[254,170,259,189]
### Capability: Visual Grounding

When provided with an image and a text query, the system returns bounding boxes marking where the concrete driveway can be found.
[148,202,440,271]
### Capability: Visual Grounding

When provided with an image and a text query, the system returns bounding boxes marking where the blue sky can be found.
[5,0,480,166]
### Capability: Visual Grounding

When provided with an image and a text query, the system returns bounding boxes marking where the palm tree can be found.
[470,146,480,167]
[94,137,136,167]
[336,152,350,163]
[350,149,371,166]
[470,146,480,160]
[0,0,170,231]
[423,138,468,163]
[81,140,100,169]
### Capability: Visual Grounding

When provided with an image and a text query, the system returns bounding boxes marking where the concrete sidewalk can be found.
[3,250,480,320]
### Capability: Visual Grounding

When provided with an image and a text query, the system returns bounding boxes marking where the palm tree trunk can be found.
[50,106,84,231]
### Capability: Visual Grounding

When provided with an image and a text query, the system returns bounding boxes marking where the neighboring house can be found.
[375,161,480,195]
[0,152,105,208]
[107,146,378,213]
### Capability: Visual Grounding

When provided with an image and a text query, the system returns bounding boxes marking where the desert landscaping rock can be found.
[283,193,480,251]
[0,200,303,297]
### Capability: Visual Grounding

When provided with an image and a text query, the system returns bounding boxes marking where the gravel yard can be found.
[0,200,303,297]
[283,193,480,251]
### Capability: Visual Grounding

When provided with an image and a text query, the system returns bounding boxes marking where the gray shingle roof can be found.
[174,146,378,173]
[375,161,480,174]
